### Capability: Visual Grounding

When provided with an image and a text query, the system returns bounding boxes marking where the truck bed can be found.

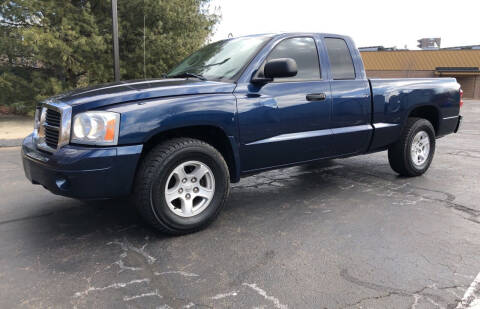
[368,77,461,151]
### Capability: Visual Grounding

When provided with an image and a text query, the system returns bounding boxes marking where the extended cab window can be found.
[325,38,356,80]
[266,37,321,81]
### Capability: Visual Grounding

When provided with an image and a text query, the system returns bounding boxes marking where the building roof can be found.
[360,50,480,71]
[442,45,480,50]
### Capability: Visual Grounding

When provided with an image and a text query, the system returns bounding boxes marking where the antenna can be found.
[111,0,120,81]
[143,1,146,79]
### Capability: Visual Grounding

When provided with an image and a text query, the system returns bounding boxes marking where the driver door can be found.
[236,36,333,172]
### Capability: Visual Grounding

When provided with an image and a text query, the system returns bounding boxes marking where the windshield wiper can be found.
[169,72,206,81]
[169,58,231,80]
[200,58,230,68]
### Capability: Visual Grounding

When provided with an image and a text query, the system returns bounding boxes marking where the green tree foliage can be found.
[0,0,219,114]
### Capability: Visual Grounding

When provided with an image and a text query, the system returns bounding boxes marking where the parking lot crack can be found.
[210,290,239,300]
[123,289,163,301]
[340,291,399,309]
[340,269,447,304]
[154,271,199,277]
[242,283,288,309]
[73,278,150,298]
[333,164,480,220]
[107,236,157,266]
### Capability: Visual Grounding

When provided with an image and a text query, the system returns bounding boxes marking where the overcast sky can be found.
[209,0,479,49]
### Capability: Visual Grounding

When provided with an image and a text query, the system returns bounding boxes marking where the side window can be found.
[325,38,356,80]
[266,37,321,81]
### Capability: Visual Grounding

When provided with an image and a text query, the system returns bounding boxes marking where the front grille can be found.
[44,108,61,149]
[34,101,71,153]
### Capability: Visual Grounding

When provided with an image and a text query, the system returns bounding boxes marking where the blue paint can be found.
[22,134,142,198]
[22,33,461,199]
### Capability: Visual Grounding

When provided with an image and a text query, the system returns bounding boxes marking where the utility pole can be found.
[112,0,120,81]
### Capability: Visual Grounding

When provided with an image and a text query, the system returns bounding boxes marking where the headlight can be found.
[71,111,120,145]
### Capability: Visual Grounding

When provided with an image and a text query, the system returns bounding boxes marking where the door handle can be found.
[306,93,326,101]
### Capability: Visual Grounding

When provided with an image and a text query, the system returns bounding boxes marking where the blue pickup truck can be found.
[22,33,463,234]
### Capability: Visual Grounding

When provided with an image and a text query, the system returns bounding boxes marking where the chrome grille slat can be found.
[45,133,59,138]
[44,123,60,131]
[45,137,58,143]
[44,127,59,134]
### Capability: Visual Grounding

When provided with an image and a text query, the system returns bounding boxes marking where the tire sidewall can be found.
[149,145,228,232]
[405,121,435,174]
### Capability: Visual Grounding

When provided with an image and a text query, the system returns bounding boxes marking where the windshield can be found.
[167,36,271,81]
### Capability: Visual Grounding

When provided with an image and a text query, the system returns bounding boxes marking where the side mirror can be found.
[251,58,298,84]
[264,58,297,79]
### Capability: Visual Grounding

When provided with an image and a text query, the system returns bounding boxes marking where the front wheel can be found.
[388,118,436,177]
[133,138,230,235]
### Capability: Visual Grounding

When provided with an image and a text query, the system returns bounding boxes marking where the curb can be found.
[0,139,23,147]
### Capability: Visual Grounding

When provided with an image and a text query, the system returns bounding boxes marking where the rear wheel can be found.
[388,118,436,177]
[133,138,230,235]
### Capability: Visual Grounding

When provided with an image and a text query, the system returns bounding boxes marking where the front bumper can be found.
[22,134,143,199]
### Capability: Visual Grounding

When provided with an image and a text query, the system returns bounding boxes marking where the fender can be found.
[106,93,241,182]
[403,103,440,129]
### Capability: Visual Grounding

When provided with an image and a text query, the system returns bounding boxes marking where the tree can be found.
[0,0,219,114]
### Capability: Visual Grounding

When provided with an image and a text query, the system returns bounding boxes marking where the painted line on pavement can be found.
[457,272,480,308]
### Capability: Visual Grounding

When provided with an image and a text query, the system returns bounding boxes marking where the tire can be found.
[388,117,436,177]
[133,138,230,235]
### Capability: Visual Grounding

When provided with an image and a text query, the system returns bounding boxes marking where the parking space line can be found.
[457,272,480,308]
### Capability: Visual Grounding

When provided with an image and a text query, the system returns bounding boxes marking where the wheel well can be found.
[408,106,439,134]
[142,126,238,182]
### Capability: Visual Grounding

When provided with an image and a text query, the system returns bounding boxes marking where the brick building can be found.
[360,50,480,99]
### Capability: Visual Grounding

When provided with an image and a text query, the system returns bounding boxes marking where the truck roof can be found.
[232,32,352,41]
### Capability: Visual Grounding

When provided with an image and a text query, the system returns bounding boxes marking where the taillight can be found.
[460,89,464,108]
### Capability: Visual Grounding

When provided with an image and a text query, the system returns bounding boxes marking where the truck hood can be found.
[53,79,236,111]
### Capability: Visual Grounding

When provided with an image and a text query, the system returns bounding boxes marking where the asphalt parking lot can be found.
[0,101,479,309]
